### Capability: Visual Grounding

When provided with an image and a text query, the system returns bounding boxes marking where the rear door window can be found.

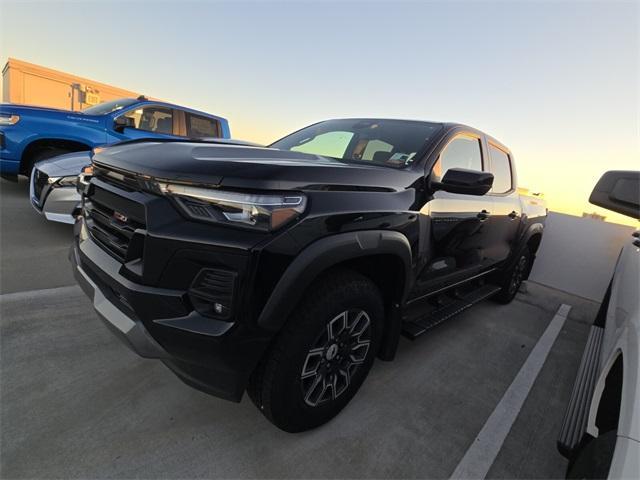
[488,144,513,193]
[186,112,220,138]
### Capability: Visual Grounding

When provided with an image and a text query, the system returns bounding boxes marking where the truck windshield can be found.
[270,119,442,168]
[82,98,139,116]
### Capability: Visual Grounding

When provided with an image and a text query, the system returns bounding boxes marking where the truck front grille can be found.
[85,193,146,262]
[32,168,49,205]
[93,164,141,192]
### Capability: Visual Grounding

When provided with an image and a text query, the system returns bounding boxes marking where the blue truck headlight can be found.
[158,183,307,231]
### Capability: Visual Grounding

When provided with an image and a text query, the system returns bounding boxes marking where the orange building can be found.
[2,58,142,111]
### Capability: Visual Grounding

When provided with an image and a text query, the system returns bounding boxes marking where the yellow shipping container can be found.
[2,58,141,111]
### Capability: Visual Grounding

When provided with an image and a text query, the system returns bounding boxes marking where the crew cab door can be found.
[485,142,521,264]
[412,132,496,296]
[108,104,184,142]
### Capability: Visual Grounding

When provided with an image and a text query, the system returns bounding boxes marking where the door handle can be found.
[508,211,518,219]
[477,210,490,221]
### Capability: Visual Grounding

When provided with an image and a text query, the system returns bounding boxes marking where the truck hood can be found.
[1,103,74,115]
[34,151,92,177]
[0,103,102,121]
[92,141,421,192]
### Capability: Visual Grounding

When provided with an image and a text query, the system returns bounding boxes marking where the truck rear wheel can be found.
[492,247,531,304]
[248,269,383,432]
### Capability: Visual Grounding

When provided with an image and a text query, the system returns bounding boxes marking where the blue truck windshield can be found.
[82,98,139,116]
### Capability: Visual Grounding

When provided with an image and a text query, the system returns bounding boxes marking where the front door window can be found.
[432,135,483,182]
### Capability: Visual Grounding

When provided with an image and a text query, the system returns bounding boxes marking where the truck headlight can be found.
[0,114,20,125]
[47,175,78,187]
[77,165,93,192]
[57,176,80,187]
[158,183,307,231]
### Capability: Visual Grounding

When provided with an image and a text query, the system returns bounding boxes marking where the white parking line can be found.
[450,303,572,480]
[0,285,80,303]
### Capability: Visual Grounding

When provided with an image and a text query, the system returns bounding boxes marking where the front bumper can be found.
[70,218,272,402]
[30,167,80,224]
[0,149,19,174]
[38,188,80,224]
[0,125,27,174]
[72,248,169,359]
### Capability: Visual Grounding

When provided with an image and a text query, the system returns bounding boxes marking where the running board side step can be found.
[401,284,501,339]
[557,325,604,458]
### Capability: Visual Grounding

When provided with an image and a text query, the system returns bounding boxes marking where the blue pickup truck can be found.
[0,96,231,178]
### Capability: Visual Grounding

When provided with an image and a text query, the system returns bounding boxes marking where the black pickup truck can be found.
[71,119,547,432]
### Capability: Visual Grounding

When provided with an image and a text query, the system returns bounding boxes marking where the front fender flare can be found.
[257,230,412,332]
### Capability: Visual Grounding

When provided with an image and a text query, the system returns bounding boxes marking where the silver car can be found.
[30,151,91,224]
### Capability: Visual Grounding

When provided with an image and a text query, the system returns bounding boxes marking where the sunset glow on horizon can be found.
[1,0,637,226]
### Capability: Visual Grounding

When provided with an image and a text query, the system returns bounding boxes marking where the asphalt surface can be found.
[1,177,598,478]
[0,178,75,294]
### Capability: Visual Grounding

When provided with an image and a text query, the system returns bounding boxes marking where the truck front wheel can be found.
[248,269,383,432]
[24,147,72,176]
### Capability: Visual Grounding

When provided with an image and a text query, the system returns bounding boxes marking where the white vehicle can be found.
[30,151,90,224]
[558,170,640,479]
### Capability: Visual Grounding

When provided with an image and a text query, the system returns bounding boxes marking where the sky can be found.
[0,0,638,225]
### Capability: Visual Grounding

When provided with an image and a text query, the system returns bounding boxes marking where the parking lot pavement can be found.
[0,178,75,294]
[1,278,597,479]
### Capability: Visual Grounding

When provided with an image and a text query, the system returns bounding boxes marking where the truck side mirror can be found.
[433,168,494,196]
[113,116,135,132]
[589,170,640,219]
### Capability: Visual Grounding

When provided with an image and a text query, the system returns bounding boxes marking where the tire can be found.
[23,147,71,176]
[492,247,531,304]
[248,269,384,432]
[567,431,617,479]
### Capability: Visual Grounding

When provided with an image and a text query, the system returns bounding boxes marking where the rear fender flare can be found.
[504,222,544,275]
[521,222,544,250]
